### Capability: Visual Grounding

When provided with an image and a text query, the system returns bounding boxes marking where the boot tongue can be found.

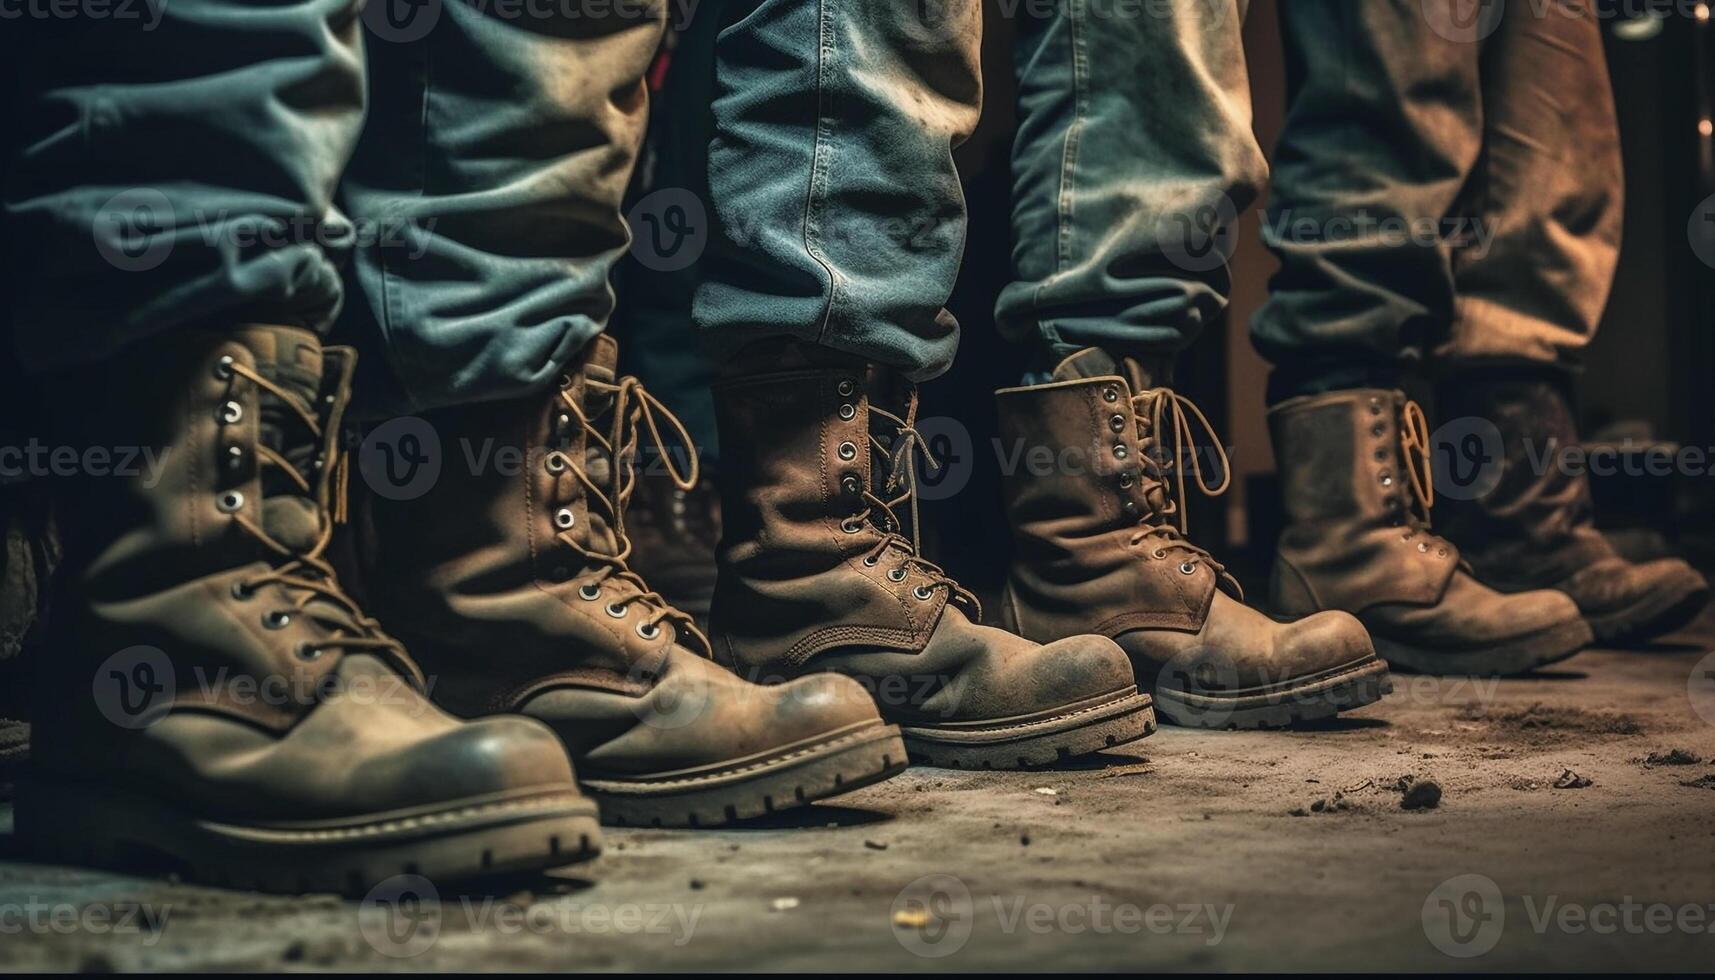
[237,327,326,554]
[578,336,623,555]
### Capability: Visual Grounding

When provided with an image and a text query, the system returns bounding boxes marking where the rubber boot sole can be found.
[1154,656,1392,730]
[1375,616,1593,676]
[897,686,1155,769]
[1585,577,1711,646]
[582,720,907,828]
[14,780,601,895]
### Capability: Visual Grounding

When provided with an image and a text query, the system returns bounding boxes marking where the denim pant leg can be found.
[1252,0,1487,396]
[1440,0,1621,370]
[998,0,1264,370]
[5,0,364,371]
[693,0,983,381]
[338,0,666,417]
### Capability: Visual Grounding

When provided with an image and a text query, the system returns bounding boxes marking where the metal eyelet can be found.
[636,621,662,640]
[1102,386,1119,403]
[913,585,933,600]
[214,355,235,380]
[1380,474,1394,488]
[605,602,629,619]
[231,581,255,601]
[579,583,602,601]
[1118,472,1134,489]
[841,518,863,534]
[1113,445,1129,460]
[224,446,245,470]
[558,374,573,389]
[263,610,292,630]
[841,474,863,496]
[1417,542,1429,553]
[295,642,323,661]
[1375,448,1389,462]
[1179,561,1197,575]
[837,442,857,461]
[1109,415,1127,433]
[1122,500,1139,515]
[1369,399,1383,415]
[218,401,244,425]
[554,508,576,530]
[217,490,245,513]
[862,555,880,567]
[839,404,857,421]
[1152,549,1167,560]
[837,379,856,397]
[1371,424,1386,438]
[887,567,908,583]
[546,455,567,474]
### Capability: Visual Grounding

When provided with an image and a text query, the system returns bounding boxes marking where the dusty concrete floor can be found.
[2,608,1714,972]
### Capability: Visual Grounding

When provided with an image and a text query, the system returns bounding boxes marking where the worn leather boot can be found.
[998,350,1389,729]
[357,336,905,827]
[1001,353,1385,727]
[1436,369,1710,644]
[625,460,721,627]
[1269,388,1593,675]
[711,340,1154,769]
[20,326,599,894]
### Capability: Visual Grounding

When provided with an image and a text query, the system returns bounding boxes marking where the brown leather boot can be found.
[20,326,599,894]
[357,336,905,827]
[710,341,1154,769]
[1268,388,1593,675]
[997,350,1389,729]
[1435,369,1710,644]
[625,460,721,628]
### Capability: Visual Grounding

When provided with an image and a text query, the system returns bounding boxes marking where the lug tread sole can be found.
[1155,657,1392,730]
[900,689,1156,769]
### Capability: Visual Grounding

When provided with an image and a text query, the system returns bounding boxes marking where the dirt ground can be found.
[2,608,1714,973]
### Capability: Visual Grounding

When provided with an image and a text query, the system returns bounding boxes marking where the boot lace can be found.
[224,362,415,674]
[550,376,712,654]
[858,389,981,616]
[1392,398,1446,556]
[1123,386,1237,589]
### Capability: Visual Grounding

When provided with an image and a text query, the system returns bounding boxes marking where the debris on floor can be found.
[770,897,800,912]
[1553,768,1594,790]
[1641,749,1701,767]
[1398,777,1443,811]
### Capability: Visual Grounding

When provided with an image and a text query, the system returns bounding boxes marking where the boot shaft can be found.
[710,342,959,670]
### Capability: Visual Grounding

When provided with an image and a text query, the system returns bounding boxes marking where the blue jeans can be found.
[997,0,1621,392]
[5,0,664,417]
[691,0,983,382]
